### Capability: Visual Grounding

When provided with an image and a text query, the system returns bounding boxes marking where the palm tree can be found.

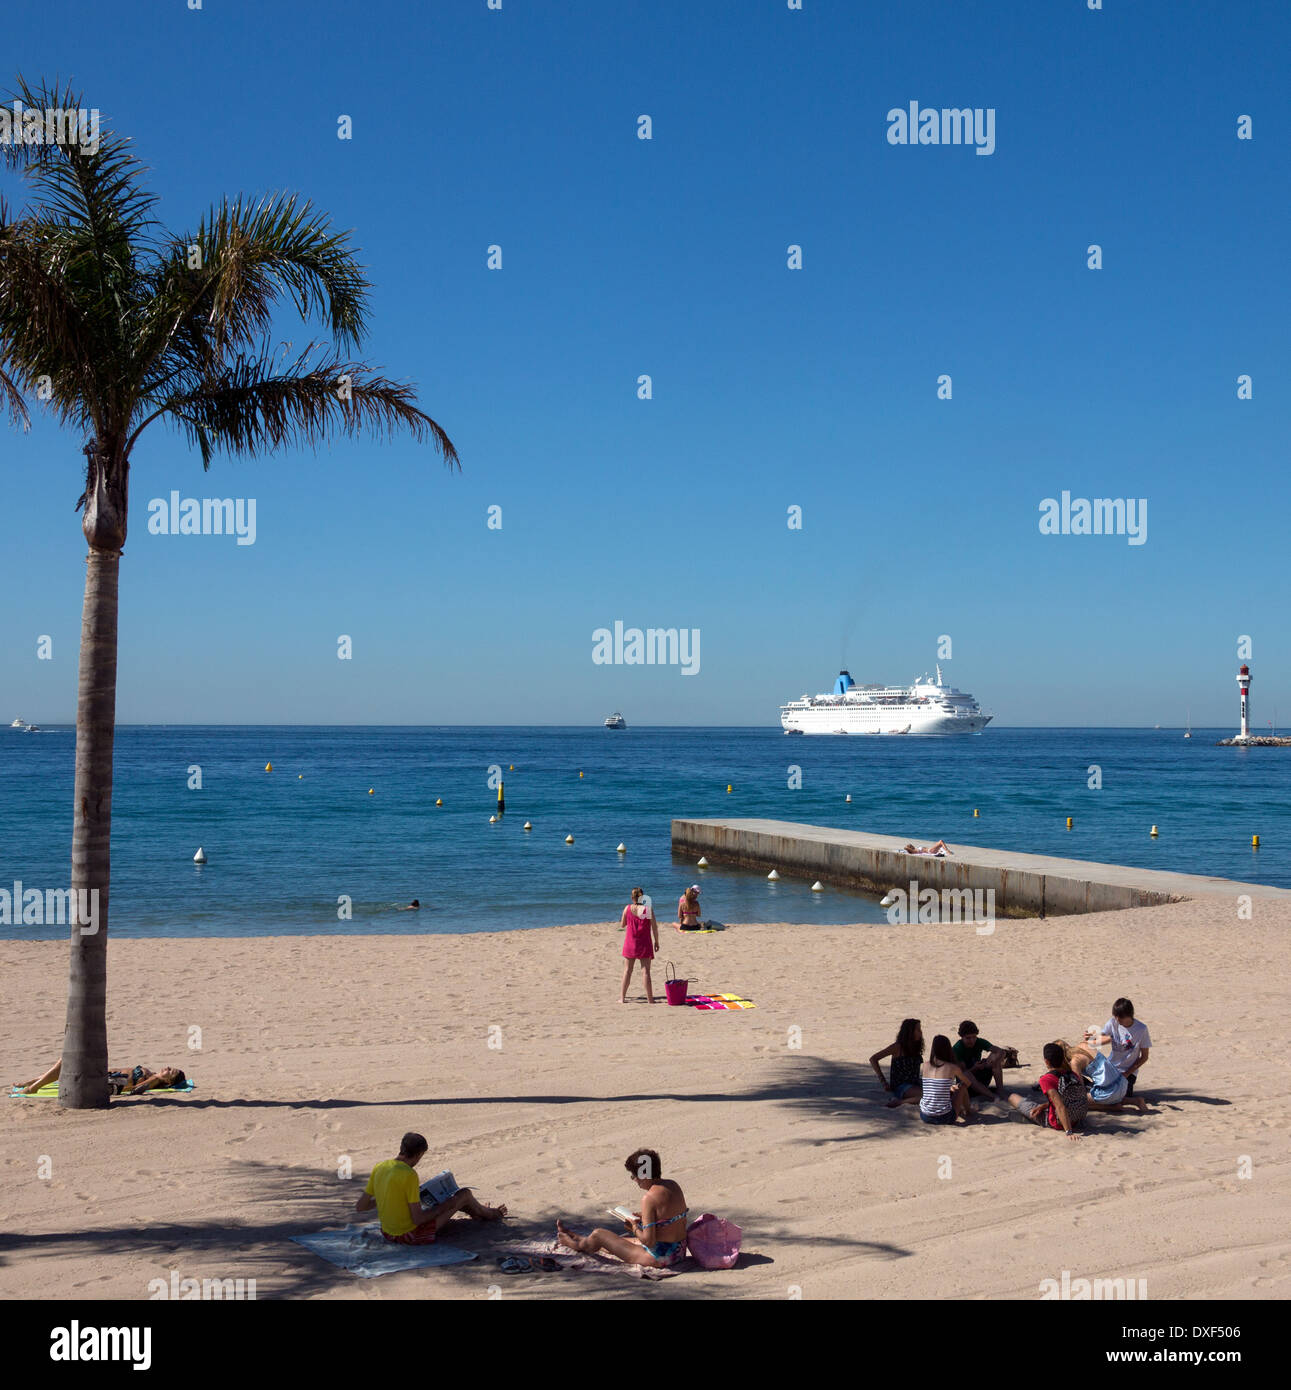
[0,79,458,1108]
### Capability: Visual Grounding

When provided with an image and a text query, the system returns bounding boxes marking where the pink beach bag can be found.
[686,1214,742,1269]
[664,962,689,1006]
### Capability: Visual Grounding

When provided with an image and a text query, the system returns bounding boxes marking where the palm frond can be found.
[0,358,29,429]
[134,341,459,467]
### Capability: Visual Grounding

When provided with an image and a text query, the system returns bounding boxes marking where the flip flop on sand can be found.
[532,1256,560,1272]
[497,1256,532,1274]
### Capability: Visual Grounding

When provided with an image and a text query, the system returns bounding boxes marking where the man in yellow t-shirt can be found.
[355,1133,508,1245]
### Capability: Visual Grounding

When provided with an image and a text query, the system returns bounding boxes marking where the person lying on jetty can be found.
[870,1018,924,1108]
[354,1132,507,1245]
[1006,1043,1087,1139]
[903,840,952,856]
[557,1148,690,1268]
[15,1059,187,1095]
[1061,1039,1148,1115]
[920,1034,999,1124]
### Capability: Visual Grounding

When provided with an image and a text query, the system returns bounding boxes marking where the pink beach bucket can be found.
[685,1214,742,1269]
[664,962,689,1006]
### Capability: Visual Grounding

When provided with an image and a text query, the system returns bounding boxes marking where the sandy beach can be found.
[2,896,1289,1301]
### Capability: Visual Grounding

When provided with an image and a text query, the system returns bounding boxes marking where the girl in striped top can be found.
[920,1034,996,1125]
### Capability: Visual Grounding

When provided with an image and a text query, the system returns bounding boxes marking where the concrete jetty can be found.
[671,818,1290,918]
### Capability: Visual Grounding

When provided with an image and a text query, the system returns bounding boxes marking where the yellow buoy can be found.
[265,762,272,772]
[579,771,584,779]
[1253,834,1260,848]
[1150,825,1159,837]
[435,798,443,806]
[565,834,575,844]
[509,765,513,770]
[727,784,733,794]
[298,775,303,780]
[973,808,979,817]
[1066,817,1073,829]
[368,788,374,795]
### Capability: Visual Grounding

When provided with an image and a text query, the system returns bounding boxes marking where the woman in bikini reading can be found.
[557,1148,690,1268]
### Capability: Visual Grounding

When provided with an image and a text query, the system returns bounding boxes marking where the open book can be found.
[606,1205,634,1224]
[420,1170,460,1207]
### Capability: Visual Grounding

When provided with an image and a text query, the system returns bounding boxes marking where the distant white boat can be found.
[1184,709,1192,739]
[604,712,627,730]
[10,717,24,728]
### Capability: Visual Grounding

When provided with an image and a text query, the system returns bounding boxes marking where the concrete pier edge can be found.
[671,818,1290,918]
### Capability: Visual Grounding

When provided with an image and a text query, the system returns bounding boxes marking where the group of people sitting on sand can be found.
[869,999,1152,1139]
[357,1132,689,1269]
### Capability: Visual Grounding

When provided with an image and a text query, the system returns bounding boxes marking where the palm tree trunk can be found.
[59,544,121,1109]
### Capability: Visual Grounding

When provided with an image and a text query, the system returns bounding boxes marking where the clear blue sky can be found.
[3,0,1288,727]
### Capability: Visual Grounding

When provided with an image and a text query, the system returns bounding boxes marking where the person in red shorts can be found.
[1006,1043,1087,1141]
[354,1132,507,1243]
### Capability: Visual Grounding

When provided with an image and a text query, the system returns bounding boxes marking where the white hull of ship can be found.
[780,708,991,736]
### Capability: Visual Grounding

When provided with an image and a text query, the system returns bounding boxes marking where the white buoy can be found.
[811,880,824,891]
[617,842,626,853]
[523,821,532,830]
[697,856,709,867]
[1149,825,1159,837]
[845,794,851,803]
[767,869,780,881]
[565,834,575,844]
[880,891,898,908]
[193,847,206,864]
[489,815,497,823]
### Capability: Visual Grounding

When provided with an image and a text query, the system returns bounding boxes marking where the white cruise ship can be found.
[780,666,991,735]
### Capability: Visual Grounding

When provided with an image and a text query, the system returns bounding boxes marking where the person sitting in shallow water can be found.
[395,899,421,911]
[557,1148,690,1269]
[15,1059,186,1095]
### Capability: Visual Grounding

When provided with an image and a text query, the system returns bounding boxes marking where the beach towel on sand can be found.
[9,1081,196,1097]
[291,1225,477,1277]
[684,994,755,1010]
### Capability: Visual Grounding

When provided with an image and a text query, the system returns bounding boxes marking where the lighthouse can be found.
[1236,663,1252,740]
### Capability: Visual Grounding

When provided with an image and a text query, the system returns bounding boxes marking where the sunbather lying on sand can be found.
[14,1059,186,1095]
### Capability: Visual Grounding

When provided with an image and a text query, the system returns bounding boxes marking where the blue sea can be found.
[0,726,1286,939]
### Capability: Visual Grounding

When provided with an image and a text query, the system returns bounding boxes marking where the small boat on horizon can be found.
[10,717,24,728]
[604,712,627,730]
[1184,708,1192,739]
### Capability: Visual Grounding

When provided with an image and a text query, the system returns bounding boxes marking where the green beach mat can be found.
[9,1081,196,1097]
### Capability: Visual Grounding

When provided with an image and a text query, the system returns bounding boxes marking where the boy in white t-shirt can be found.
[1093,997,1152,1096]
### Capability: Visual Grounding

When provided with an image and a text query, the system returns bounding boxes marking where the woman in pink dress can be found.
[619,887,660,1004]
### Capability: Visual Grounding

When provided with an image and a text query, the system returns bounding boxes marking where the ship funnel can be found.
[834,671,855,695]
